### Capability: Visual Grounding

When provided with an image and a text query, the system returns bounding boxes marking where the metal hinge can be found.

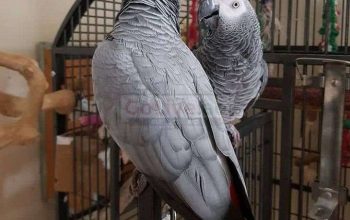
[309,182,348,219]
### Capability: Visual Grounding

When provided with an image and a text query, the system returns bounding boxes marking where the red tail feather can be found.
[229,182,241,209]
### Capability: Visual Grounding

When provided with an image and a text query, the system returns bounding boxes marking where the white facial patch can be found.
[218,0,247,20]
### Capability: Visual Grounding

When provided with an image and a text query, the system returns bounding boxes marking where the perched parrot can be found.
[194,0,268,146]
[92,0,254,219]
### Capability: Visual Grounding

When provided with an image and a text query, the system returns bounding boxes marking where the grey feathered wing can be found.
[93,39,252,219]
[244,60,269,112]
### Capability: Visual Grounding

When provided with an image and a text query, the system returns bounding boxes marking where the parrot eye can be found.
[232,1,240,8]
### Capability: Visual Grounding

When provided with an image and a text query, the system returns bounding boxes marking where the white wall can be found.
[0,0,76,95]
[0,0,75,56]
[0,1,75,219]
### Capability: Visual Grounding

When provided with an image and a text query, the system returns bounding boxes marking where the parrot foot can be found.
[226,123,241,148]
[129,169,148,197]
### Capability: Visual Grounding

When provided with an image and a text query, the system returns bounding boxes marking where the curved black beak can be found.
[198,0,219,22]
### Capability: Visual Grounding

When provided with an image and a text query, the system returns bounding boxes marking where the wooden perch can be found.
[262,86,350,113]
[42,90,75,114]
[294,153,319,183]
[0,51,75,149]
[0,91,25,117]
[294,153,320,167]
[0,51,48,149]
[0,89,75,117]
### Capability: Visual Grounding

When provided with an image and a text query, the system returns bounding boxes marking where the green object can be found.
[344,120,350,129]
[319,0,339,52]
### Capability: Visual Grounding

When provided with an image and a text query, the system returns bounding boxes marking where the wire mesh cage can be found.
[256,60,350,218]
[52,0,350,220]
[252,0,350,54]
[236,112,274,220]
[54,0,192,48]
[253,1,350,219]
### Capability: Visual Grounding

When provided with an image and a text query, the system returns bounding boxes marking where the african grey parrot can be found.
[92,0,254,219]
[194,0,268,146]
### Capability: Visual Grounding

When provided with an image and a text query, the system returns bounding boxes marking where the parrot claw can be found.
[129,169,148,197]
[226,123,241,148]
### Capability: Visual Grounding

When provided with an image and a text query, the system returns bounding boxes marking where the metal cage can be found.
[52,0,350,220]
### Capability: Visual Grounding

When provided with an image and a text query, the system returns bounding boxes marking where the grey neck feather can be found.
[116,0,180,31]
[197,26,262,66]
[155,0,180,30]
[201,21,261,57]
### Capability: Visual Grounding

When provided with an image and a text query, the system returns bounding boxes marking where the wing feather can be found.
[93,39,248,219]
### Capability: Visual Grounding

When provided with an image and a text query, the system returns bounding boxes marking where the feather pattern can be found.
[92,0,251,219]
[194,0,268,123]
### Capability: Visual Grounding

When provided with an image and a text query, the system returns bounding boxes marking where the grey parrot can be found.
[92,0,254,219]
[194,0,268,146]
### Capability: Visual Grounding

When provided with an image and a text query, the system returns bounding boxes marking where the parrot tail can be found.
[226,158,255,220]
[229,182,241,209]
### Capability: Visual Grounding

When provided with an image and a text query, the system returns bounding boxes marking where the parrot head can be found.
[198,0,259,39]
